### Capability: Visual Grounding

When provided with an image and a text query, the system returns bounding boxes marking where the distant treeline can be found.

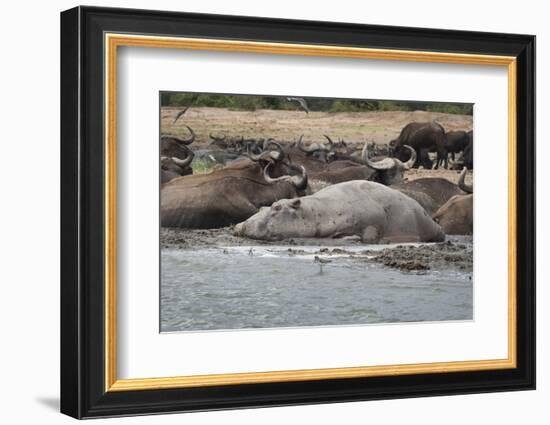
[160,92,473,115]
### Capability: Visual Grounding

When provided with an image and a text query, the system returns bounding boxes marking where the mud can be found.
[161,227,472,273]
[362,239,473,273]
[161,226,367,249]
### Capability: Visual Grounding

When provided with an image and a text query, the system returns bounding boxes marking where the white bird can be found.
[287,97,310,114]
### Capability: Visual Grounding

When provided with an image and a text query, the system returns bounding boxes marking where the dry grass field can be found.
[161,106,473,147]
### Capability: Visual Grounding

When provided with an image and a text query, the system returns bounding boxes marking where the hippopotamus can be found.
[234,180,445,243]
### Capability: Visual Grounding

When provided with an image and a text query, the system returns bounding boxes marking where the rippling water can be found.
[160,245,472,332]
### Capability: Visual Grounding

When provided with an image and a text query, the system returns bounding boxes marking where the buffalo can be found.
[445,130,471,161]
[288,138,416,186]
[390,121,447,169]
[463,130,473,169]
[160,150,308,229]
[432,168,473,234]
[161,125,196,155]
[391,175,467,215]
[208,133,247,152]
[160,126,196,183]
[439,130,473,169]
[296,135,334,163]
[161,155,193,184]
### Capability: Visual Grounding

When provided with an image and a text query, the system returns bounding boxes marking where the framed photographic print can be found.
[60,6,535,419]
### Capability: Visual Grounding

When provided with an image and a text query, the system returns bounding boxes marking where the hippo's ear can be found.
[290,199,301,209]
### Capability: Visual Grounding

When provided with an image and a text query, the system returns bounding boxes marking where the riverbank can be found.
[161,227,473,274]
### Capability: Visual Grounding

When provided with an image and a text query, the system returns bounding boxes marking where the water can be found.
[160,245,472,332]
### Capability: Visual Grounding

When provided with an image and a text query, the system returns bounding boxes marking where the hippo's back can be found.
[312,180,444,242]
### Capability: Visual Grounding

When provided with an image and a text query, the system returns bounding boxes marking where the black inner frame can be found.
[61,6,535,419]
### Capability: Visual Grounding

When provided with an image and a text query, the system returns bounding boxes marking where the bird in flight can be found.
[173,105,190,124]
[172,95,199,124]
[287,97,310,114]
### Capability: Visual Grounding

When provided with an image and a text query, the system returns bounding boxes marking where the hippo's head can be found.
[234,198,311,241]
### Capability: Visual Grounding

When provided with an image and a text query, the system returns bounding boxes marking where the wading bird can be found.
[314,255,332,273]
[314,256,332,264]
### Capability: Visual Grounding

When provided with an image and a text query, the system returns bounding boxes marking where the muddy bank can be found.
[362,240,472,272]
[161,227,472,273]
[285,239,472,273]
[161,226,368,249]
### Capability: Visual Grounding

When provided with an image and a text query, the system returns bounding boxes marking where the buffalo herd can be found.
[160,120,474,242]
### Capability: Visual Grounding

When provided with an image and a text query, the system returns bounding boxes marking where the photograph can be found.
[159,92,474,332]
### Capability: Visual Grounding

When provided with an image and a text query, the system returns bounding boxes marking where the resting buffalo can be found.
[432,168,473,234]
[323,135,358,160]
[160,151,308,229]
[208,133,244,151]
[160,126,196,183]
[390,121,447,169]
[296,136,334,162]
[288,140,416,186]
[161,155,193,184]
[391,176,466,215]
[234,180,444,243]
[161,125,195,154]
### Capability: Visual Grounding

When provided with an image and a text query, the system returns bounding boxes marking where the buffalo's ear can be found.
[290,199,301,209]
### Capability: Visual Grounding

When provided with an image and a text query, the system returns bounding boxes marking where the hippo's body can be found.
[234,180,444,243]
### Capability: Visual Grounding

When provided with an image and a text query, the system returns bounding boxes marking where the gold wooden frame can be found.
[104,33,517,392]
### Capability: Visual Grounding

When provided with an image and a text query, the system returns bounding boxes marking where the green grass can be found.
[192,159,216,174]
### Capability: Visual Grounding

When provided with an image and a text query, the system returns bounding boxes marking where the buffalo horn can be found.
[175,125,195,145]
[169,146,194,168]
[361,142,397,170]
[323,135,335,146]
[245,149,282,163]
[263,162,308,190]
[264,140,285,160]
[298,136,330,153]
[209,132,226,142]
[396,145,417,170]
[458,167,473,193]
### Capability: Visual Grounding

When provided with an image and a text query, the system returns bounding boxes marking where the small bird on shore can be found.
[314,255,331,274]
[314,256,332,265]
